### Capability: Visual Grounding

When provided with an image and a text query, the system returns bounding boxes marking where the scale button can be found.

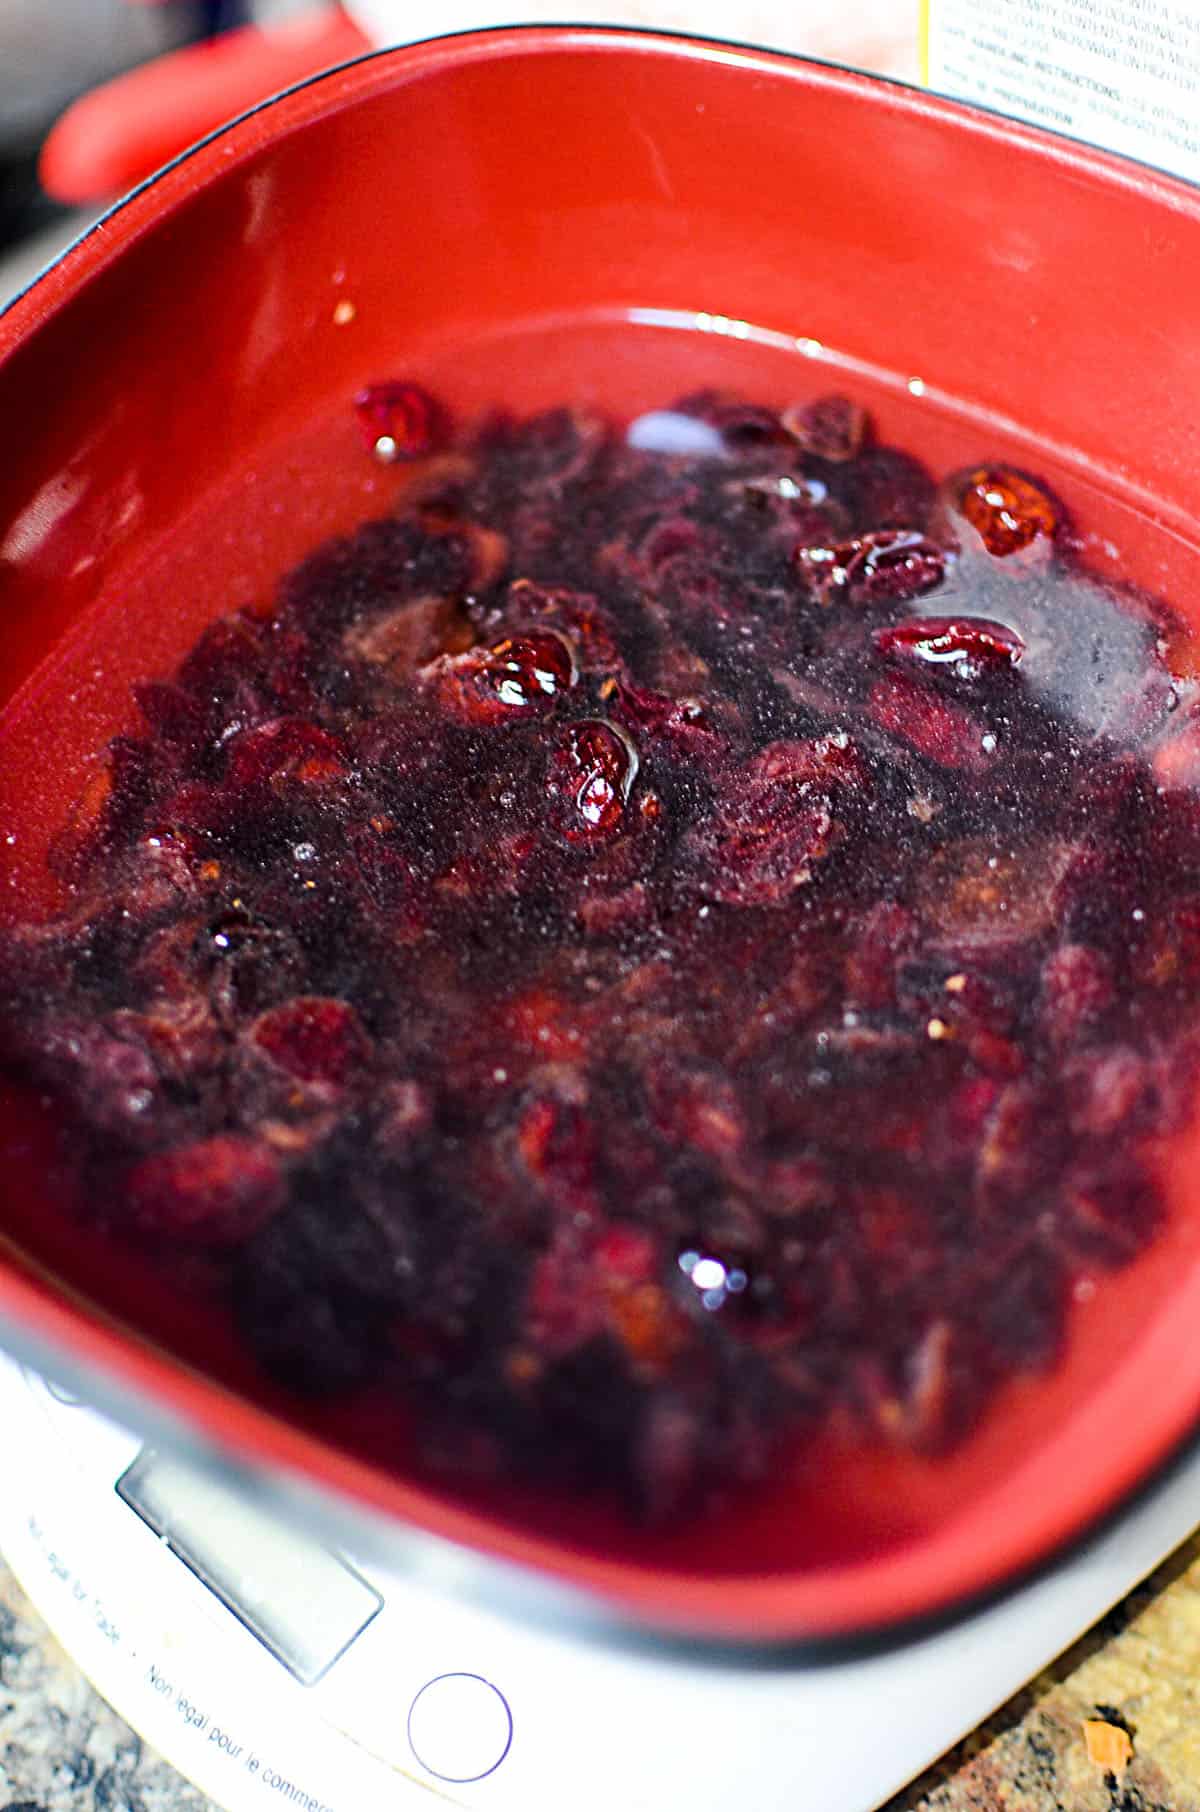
[407,1673,513,1783]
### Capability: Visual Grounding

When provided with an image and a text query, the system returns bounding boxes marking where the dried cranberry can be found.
[125,1135,283,1245]
[354,381,442,462]
[548,719,638,843]
[957,466,1057,557]
[782,394,866,463]
[874,615,1024,675]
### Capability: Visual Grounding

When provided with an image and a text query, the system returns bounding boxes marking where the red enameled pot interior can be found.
[4,29,1200,1639]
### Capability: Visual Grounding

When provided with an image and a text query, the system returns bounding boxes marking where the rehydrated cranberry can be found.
[354,381,442,462]
[503,579,623,674]
[373,1079,433,1158]
[874,615,1024,675]
[1066,1044,1154,1138]
[782,394,867,463]
[792,538,858,608]
[110,995,222,1085]
[250,996,371,1086]
[27,1017,165,1147]
[844,531,947,604]
[481,405,609,489]
[915,838,1077,943]
[125,1134,283,1245]
[515,1070,600,1216]
[1153,706,1200,794]
[548,719,638,843]
[795,530,945,607]
[224,718,346,794]
[198,907,303,1023]
[498,988,585,1064]
[868,670,992,771]
[680,739,860,907]
[728,470,831,511]
[849,447,938,531]
[593,1224,659,1285]
[844,902,918,1009]
[1138,896,1200,991]
[134,681,206,750]
[574,880,655,941]
[1059,1164,1162,1266]
[177,614,268,698]
[647,554,731,627]
[956,466,1057,558]
[635,515,710,575]
[525,1229,605,1359]
[609,680,727,761]
[525,1223,686,1375]
[672,388,791,449]
[419,515,510,596]
[50,737,158,883]
[646,1062,747,1164]
[343,594,475,675]
[1040,944,1114,1047]
[426,630,577,723]
[859,1318,977,1451]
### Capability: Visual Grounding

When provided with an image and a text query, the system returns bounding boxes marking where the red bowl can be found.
[4,27,1200,1642]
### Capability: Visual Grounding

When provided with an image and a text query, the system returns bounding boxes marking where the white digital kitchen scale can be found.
[0,1348,1197,1812]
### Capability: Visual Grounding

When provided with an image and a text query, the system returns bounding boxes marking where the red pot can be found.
[4,27,1200,1642]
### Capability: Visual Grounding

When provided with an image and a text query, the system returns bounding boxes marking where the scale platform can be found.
[0,1347,1194,1812]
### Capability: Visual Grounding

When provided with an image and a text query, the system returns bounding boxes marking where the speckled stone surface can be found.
[0,1561,213,1812]
[888,1532,1200,1812]
[4,1536,1200,1812]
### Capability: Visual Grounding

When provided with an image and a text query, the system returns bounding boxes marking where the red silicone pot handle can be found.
[39,6,373,205]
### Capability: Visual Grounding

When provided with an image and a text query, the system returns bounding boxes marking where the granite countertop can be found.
[3,1530,1200,1812]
